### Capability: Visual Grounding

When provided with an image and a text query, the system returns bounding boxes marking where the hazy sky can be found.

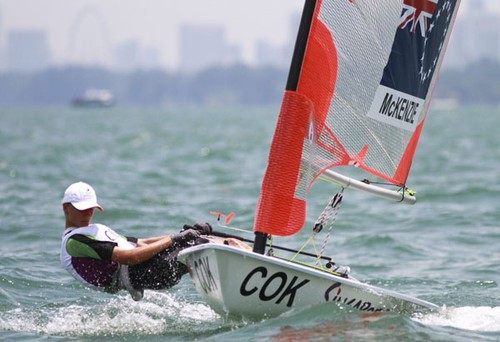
[0,0,498,69]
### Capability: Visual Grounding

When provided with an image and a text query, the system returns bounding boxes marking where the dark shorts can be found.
[127,238,208,290]
[128,246,188,290]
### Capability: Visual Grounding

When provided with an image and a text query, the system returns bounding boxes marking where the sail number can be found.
[240,266,310,307]
[324,282,386,312]
[193,256,218,293]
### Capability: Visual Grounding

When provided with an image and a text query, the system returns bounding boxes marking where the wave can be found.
[0,291,237,338]
[413,306,500,332]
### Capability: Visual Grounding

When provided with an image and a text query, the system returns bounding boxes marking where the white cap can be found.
[62,182,103,211]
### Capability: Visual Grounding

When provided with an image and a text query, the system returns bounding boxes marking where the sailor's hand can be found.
[171,229,200,245]
[193,222,212,235]
[182,222,212,235]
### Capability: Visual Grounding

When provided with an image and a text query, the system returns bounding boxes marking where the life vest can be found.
[60,223,135,291]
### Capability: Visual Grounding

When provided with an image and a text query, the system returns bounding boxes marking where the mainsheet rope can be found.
[313,188,344,266]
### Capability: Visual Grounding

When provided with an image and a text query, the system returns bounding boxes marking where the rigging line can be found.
[309,236,324,268]
[362,178,414,197]
[214,222,253,235]
[270,256,341,275]
[313,190,343,233]
[315,188,344,266]
[362,179,397,187]
[268,235,274,256]
[362,178,414,202]
[210,230,333,262]
[289,235,315,262]
[398,183,406,202]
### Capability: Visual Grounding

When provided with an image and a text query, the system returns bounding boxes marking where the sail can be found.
[254,0,461,237]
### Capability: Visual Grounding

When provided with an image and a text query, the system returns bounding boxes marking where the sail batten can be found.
[254,0,461,237]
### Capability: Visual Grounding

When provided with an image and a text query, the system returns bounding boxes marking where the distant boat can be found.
[71,89,115,107]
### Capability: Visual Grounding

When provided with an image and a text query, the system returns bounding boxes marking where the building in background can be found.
[178,24,241,73]
[114,40,162,71]
[254,40,288,68]
[0,4,499,74]
[445,0,500,69]
[6,30,51,72]
[255,10,299,69]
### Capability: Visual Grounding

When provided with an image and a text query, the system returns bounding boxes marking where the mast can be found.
[285,0,317,91]
[253,0,318,254]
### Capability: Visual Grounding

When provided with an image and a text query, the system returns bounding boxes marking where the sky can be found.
[0,0,498,70]
[0,0,304,69]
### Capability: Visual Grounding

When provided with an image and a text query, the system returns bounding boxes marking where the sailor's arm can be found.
[135,236,168,246]
[112,236,174,265]
[112,229,200,266]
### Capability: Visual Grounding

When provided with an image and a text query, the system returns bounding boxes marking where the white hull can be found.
[178,244,438,318]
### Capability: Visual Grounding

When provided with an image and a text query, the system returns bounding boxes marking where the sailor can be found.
[60,181,213,300]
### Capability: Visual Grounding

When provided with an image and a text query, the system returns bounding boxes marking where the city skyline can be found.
[0,0,499,72]
[0,0,303,71]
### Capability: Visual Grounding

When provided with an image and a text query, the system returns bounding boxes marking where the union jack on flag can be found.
[400,0,438,37]
[380,0,458,99]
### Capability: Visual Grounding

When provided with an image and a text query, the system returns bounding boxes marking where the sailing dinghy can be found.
[178,0,461,318]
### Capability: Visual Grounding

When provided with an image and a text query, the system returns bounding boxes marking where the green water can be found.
[0,105,499,341]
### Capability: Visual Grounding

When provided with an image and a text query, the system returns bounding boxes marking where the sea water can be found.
[0,105,499,341]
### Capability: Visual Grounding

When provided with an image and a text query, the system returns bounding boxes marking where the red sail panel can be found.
[254,2,338,236]
[253,91,311,236]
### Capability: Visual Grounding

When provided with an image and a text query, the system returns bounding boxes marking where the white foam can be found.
[0,291,223,337]
[413,306,500,332]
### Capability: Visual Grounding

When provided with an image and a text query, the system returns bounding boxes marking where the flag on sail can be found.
[381,0,457,98]
[368,0,459,181]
